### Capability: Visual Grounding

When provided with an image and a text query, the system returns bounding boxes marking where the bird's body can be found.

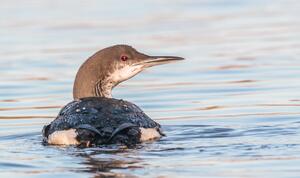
[42,45,183,147]
[43,97,162,146]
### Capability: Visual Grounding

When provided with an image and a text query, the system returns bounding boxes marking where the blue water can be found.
[0,0,300,177]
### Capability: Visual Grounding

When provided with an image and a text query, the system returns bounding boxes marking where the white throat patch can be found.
[111,65,143,84]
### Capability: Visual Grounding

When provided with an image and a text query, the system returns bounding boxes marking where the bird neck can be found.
[73,58,115,99]
[94,78,113,98]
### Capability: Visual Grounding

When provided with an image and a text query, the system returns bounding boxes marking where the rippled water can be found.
[1,0,300,177]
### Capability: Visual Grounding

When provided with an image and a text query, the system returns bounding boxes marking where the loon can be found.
[42,45,184,147]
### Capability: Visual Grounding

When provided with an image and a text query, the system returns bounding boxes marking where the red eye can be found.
[120,55,128,61]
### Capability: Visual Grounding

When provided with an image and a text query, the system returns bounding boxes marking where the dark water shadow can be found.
[0,132,41,141]
[0,162,36,169]
[67,146,142,177]
[12,121,299,177]
[162,124,241,141]
[59,125,234,176]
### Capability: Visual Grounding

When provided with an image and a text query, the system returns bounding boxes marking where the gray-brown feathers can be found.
[73,45,149,99]
[44,45,183,147]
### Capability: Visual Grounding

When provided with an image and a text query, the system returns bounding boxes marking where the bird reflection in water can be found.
[71,146,143,177]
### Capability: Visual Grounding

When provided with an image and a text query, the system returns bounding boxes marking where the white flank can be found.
[140,128,161,142]
[47,129,79,145]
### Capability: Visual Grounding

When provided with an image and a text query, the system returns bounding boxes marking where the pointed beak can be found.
[133,56,184,68]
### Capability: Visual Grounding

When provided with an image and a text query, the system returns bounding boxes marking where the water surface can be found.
[0,0,300,177]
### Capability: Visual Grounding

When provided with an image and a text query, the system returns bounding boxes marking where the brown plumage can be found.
[43,45,184,147]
